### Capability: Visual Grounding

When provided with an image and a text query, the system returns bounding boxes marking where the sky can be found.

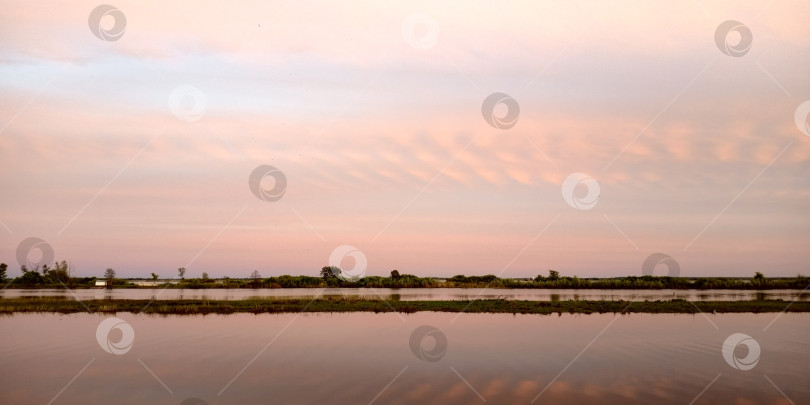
[1,0,809,279]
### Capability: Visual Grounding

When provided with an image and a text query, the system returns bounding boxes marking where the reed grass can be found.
[1,297,808,315]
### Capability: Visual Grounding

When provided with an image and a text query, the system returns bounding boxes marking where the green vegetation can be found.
[103,268,116,288]
[446,270,809,290]
[0,297,808,315]
[2,260,116,288]
[0,262,807,290]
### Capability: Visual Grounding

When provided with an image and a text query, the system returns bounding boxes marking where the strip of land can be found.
[1,297,808,315]
[5,263,808,289]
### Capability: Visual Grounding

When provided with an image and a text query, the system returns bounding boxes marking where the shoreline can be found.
[3,283,809,290]
[5,275,808,291]
[1,297,808,315]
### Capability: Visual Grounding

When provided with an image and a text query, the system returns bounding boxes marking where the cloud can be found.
[1,0,808,276]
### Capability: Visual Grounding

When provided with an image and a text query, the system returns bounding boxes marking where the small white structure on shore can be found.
[94,280,107,287]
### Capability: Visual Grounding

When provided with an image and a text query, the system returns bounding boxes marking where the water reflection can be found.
[0,312,807,404]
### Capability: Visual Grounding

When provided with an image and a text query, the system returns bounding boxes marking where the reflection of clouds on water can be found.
[0,312,806,404]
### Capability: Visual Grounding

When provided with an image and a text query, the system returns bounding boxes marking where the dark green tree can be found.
[17,270,43,285]
[753,271,766,287]
[0,262,7,281]
[321,266,340,280]
[249,270,262,287]
[104,268,116,288]
[48,260,71,285]
[390,269,401,280]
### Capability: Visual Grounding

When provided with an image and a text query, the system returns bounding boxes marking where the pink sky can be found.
[1,0,809,278]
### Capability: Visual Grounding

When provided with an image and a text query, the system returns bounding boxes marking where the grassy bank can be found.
[1,297,808,315]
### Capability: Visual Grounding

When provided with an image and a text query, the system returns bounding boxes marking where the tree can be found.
[0,262,7,281]
[151,272,159,281]
[548,270,560,281]
[321,266,340,280]
[49,260,71,285]
[390,270,401,280]
[249,270,261,287]
[202,272,209,281]
[104,268,116,288]
[177,267,186,280]
[753,272,766,286]
[17,270,43,285]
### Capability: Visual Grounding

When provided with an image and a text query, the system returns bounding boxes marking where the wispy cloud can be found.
[1,0,808,277]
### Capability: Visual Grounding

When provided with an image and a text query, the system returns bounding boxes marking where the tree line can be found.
[0,262,807,290]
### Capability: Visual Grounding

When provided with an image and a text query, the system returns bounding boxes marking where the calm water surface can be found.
[2,288,808,302]
[0,312,807,404]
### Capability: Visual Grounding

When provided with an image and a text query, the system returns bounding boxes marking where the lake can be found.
[1,288,808,302]
[0,312,807,404]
